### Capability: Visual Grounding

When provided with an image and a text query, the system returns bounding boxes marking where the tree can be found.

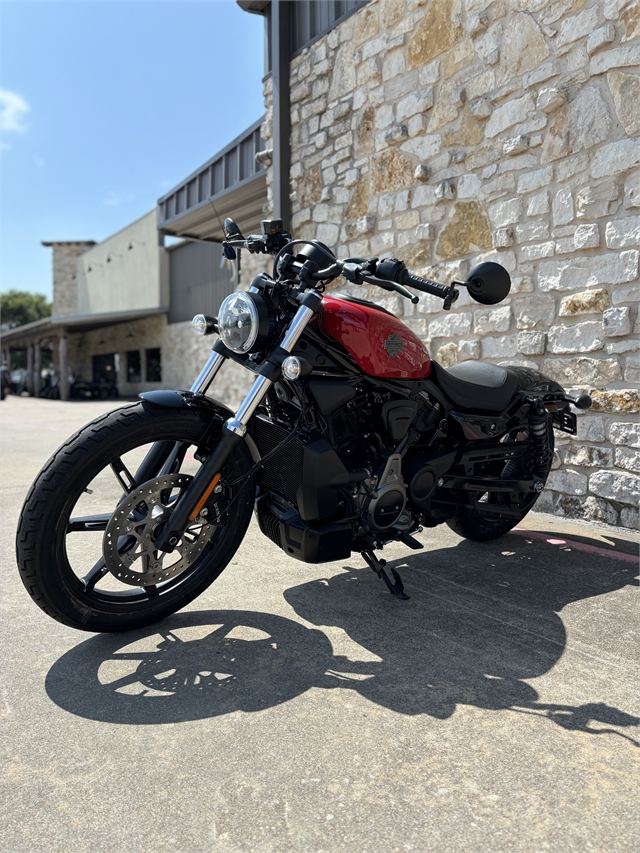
[0,290,51,331]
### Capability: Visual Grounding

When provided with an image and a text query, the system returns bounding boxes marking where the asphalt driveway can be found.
[1,396,638,853]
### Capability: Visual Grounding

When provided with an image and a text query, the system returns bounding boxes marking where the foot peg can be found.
[396,531,423,550]
[361,551,410,600]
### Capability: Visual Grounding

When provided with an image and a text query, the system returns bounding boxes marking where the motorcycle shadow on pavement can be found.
[46,531,639,742]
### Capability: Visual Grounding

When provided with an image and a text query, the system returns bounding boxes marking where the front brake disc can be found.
[103,473,214,587]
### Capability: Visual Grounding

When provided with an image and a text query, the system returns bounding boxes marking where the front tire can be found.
[16,402,255,632]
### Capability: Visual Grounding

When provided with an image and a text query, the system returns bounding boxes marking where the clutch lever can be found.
[360,273,419,303]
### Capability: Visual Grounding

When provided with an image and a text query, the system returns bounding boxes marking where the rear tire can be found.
[446,422,554,542]
[16,402,255,632]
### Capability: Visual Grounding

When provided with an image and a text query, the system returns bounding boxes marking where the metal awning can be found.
[157,117,268,243]
[1,307,168,344]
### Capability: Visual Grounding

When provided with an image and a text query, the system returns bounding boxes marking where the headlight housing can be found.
[217,292,274,354]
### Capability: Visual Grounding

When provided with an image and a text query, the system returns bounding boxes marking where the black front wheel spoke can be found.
[68,513,112,533]
[81,558,109,592]
[111,457,137,494]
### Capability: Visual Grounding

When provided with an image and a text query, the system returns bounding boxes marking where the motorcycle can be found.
[16,217,592,633]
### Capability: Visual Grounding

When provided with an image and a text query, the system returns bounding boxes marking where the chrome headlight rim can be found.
[218,292,274,355]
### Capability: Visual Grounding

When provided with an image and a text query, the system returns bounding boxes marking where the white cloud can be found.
[103,191,135,207]
[0,89,30,137]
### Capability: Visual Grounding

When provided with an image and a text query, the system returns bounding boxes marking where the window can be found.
[146,348,162,382]
[127,350,141,383]
[92,353,116,383]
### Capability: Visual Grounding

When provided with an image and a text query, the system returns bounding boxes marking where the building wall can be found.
[76,211,168,315]
[48,242,96,317]
[259,0,640,529]
[69,314,253,407]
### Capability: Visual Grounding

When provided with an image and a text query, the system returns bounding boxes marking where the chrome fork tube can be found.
[225,302,316,436]
[190,350,226,394]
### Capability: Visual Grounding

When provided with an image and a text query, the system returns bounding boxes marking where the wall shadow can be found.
[46,530,639,740]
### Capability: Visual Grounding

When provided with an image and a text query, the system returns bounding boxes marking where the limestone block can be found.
[413,164,431,184]
[467,11,489,37]
[517,330,546,355]
[538,251,640,291]
[603,306,632,337]
[574,224,600,250]
[456,174,481,199]
[589,44,640,75]
[552,187,574,226]
[556,237,576,255]
[556,152,589,184]
[517,167,553,194]
[407,0,463,68]
[626,353,640,383]
[591,138,640,179]
[488,197,523,227]
[547,469,587,495]
[559,288,609,316]
[382,49,406,82]
[485,93,536,138]
[605,215,640,250]
[510,275,534,293]
[481,334,518,358]
[556,6,599,50]
[502,135,529,157]
[384,125,410,146]
[609,422,640,447]
[561,495,620,525]
[353,5,379,44]
[615,447,640,474]
[621,505,639,530]
[401,134,442,161]
[435,181,456,205]
[576,180,620,219]
[611,281,640,305]
[416,224,435,241]
[607,71,640,136]
[473,305,511,335]
[542,356,622,385]
[520,242,555,262]
[589,388,639,413]
[548,321,605,354]
[291,82,311,104]
[564,445,614,468]
[540,87,612,165]
[495,12,549,85]
[371,150,415,195]
[396,210,420,230]
[527,191,550,217]
[587,24,616,55]
[493,228,513,248]
[620,0,640,40]
[469,97,492,120]
[536,87,567,113]
[624,172,640,209]
[472,248,517,273]
[607,338,640,354]
[428,311,473,338]
[589,469,640,505]
[576,414,606,442]
[396,90,434,123]
[435,201,493,258]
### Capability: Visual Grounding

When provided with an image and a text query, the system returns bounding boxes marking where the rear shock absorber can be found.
[527,400,552,477]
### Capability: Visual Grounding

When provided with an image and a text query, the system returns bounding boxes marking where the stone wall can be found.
[46,242,96,317]
[259,0,640,529]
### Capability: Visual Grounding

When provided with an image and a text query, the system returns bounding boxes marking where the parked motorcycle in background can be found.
[16,217,591,632]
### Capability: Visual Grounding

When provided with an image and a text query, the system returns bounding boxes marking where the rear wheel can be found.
[447,423,554,542]
[16,402,255,632]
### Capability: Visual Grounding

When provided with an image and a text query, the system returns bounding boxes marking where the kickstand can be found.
[361,550,409,600]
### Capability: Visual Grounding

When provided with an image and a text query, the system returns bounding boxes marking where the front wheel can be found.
[16,402,255,632]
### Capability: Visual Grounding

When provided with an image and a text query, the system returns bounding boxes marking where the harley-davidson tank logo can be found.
[383,332,404,358]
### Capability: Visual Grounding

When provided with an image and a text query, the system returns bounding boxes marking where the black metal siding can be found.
[168,241,235,325]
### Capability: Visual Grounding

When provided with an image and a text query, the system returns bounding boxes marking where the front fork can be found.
[154,292,322,552]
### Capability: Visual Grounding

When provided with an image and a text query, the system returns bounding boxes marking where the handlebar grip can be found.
[399,270,450,299]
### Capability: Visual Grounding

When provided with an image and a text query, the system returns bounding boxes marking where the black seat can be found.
[431,360,519,412]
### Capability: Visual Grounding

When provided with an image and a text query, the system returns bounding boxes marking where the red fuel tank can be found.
[319,294,431,379]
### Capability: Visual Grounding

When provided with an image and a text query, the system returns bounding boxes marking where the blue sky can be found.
[1,1,265,300]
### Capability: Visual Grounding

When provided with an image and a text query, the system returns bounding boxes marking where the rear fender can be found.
[139,390,261,465]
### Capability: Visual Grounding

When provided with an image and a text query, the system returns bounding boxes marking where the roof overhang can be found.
[1,307,168,344]
[236,1,270,15]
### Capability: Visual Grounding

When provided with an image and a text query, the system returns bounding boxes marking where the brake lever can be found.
[360,273,419,304]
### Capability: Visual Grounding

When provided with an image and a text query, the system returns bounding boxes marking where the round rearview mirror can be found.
[465,262,511,305]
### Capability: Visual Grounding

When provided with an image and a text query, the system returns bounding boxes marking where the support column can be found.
[59,334,70,401]
[26,344,34,396]
[271,0,291,230]
[33,342,41,397]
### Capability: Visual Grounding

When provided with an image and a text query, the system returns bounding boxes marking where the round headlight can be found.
[218,293,260,354]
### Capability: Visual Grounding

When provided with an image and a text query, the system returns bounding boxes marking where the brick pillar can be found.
[33,343,41,397]
[59,334,70,401]
[26,344,34,396]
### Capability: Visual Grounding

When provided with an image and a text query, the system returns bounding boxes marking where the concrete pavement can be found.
[1,395,638,853]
